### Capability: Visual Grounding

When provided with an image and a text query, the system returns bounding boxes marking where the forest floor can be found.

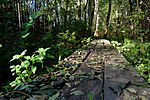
[1,39,150,100]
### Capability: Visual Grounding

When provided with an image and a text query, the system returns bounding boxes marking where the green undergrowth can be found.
[0,32,92,95]
[112,39,150,83]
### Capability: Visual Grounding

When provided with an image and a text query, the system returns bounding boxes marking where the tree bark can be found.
[88,0,95,36]
[93,0,99,35]
[77,0,81,20]
[129,0,133,14]
[55,0,60,26]
[17,2,21,32]
[104,0,112,38]
[84,0,88,35]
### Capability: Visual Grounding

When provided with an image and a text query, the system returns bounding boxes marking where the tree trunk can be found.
[17,2,21,32]
[104,0,112,39]
[77,0,81,20]
[55,0,60,26]
[129,0,133,14]
[88,0,95,36]
[93,0,99,35]
[84,0,88,34]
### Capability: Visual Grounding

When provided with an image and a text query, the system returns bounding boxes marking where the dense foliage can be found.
[112,39,150,83]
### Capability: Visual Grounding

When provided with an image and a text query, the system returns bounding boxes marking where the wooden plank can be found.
[60,43,103,100]
[104,47,150,100]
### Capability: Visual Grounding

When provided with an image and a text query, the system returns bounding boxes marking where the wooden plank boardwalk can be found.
[1,39,150,100]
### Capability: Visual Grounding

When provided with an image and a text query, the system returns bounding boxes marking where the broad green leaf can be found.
[24,56,31,60]
[22,70,27,74]
[70,90,84,95]
[65,83,71,88]
[126,88,136,94]
[0,44,2,48]
[88,93,94,100]
[10,65,15,68]
[29,11,42,20]
[19,85,35,90]
[131,82,150,88]
[34,56,44,62]
[21,50,27,56]
[31,66,37,74]
[13,83,23,90]
[11,68,15,72]
[115,82,126,88]
[21,61,30,68]
[47,54,54,59]
[10,55,21,62]
[58,70,68,75]
[23,20,33,28]
[22,33,30,38]
[74,81,80,85]
[48,92,60,100]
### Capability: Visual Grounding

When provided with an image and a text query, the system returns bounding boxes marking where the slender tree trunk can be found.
[35,0,37,12]
[129,0,133,14]
[17,2,21,32]
[93,0,99,34]
[77,0,81,20]
[136,0,140,11]
[42,0,46,31]
[55,0,60,26]
[104,0,112,38]
[88,0,95,36]
[84,0,88,35]
[13,0,17,32]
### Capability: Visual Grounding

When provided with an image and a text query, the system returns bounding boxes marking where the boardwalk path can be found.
[60,39,150,100]
[1,39,150,100]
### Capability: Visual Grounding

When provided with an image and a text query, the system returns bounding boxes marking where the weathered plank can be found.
[60,41,104,100]
[103,44,150,100]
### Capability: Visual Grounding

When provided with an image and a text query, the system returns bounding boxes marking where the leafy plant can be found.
[10,48,50,86]
[113,39,150,83]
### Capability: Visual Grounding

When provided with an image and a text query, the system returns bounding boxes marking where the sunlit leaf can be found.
[88,93,94,100]
[65,83,71,88]
[10,65,15,68]
[22,33,30,38]
[21,61,30,68]
[11,68,15,72]
[10,55,21,62]
[29,11,42,20]
[31,66,37,74]
[47,54,54,59]
[126,88,136,94]
[24,56,31,60]
[48,92,60,100]
[21,50,27,56]
[70,90,84,95]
